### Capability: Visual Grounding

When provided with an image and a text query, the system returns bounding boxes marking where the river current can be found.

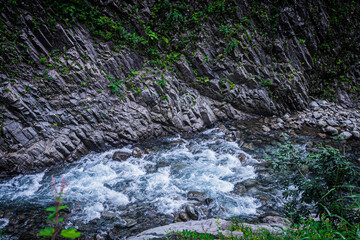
[0,125,291,239]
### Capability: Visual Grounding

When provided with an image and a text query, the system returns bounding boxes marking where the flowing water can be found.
[0,123,330,239]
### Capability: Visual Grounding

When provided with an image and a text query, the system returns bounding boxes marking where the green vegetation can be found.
[269,134,360,221]
[169,140,360,240]
[39,176,82,239]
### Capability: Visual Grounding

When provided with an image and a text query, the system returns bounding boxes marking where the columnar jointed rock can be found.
[0,0,359,174]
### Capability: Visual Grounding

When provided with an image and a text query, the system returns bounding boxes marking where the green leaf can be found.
[46,206,56,212]
[47,212,56,221]
[60,228,82,238]
[46,206,68,212]
[39,227,54,237]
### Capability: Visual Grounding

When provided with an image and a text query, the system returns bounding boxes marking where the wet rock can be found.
[132,147,143,158]
[313,112,321,119]
[124,218,137,227]
[242,143,254,151]
[101,211,116,219]
[145,164,157,173]
[187,191,207,202]
[185,205,199,220]
[241,179,258,188]
[169,140,185,146]
[218,124,227,132]
[340,131,352,140]
[112,151,131,161]
[204,198,213,205]
[238,153,247,163]
[233,183,247,195]
[325,126,338,135]
[179,212,190,222]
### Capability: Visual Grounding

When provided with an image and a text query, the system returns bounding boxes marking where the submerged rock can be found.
[185,205,199,220]
[112,151,131,161]
[179,212,190,222]
[187,191,208,202]
[132,147,143,158]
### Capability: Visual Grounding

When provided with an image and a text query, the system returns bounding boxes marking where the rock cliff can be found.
[0,0,359,174]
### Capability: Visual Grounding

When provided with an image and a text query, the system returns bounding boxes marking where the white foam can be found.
[10,172,45,200]
[0,218,9,228]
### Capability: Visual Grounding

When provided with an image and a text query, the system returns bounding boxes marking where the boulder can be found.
[112,151,131,161]
[179,212,190,222]
[132,147,143,158]
[339,131,352,140]
[325,126,338,135]
[309,101,319,110]
[185,205,199,220]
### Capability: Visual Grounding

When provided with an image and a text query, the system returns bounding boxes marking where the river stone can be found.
[124,218,137,227]
[169,140,185,146]
[241,179,258,188]
[219,124,227,132]
[179,212,190,222]
[203,198,213,206]
[325,126,338,135]
[262,125,271,132]
[233,183,247,195]
[318,120,327,127]
[132,147,143,158]
[351,131,360,139]
[326,119,338,126]
[309,101,319,110]
[187,191,208,202]
[185,205,199,220]
[340,131,352,140]
[238,153,247,163]
[313,112,321,119]
[101,211,116,219]
[112,151,131,161]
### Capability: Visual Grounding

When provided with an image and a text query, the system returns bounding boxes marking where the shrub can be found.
[268,134,360,222]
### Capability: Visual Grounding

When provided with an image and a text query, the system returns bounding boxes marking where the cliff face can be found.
[0,0,359,174]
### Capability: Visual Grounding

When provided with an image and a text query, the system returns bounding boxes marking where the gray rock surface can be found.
[0,0,359,174]
[128,218,285,240]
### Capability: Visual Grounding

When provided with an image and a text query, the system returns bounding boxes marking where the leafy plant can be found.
[107,74,124,97]
[268,134,360,221]
[39,175,82,239]
[157,75,167,88]
[225,39,238,55]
